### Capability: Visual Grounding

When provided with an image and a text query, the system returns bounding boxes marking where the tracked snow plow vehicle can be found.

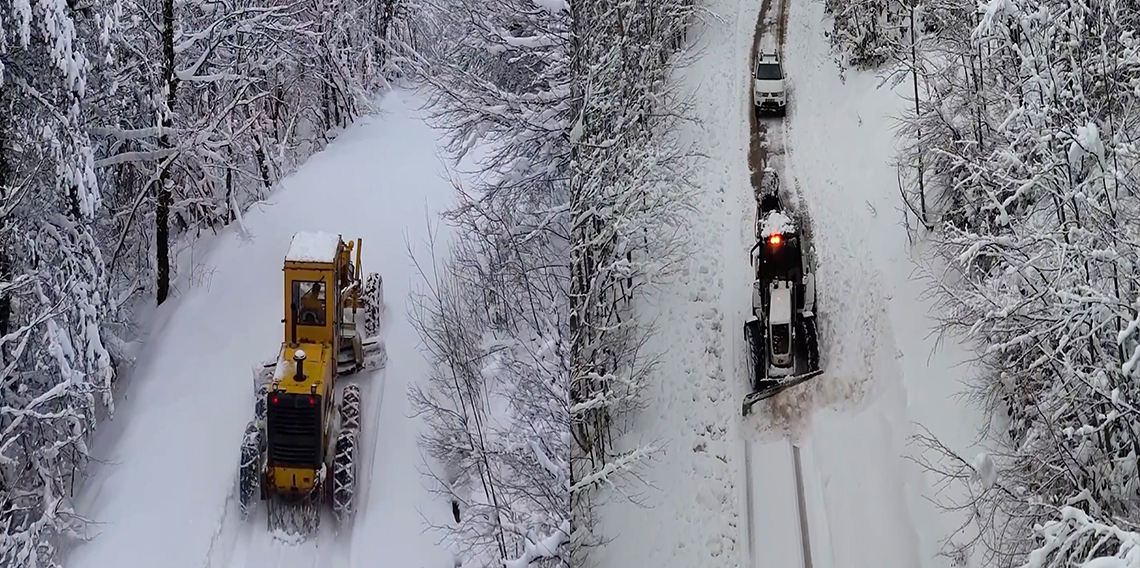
[238,231,386,533]
[742,169,822,416]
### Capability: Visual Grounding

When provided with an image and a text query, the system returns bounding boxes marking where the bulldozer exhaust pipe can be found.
[294,349,306,382]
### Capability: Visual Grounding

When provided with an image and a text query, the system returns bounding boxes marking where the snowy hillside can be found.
[595,0,986,566]
[66,91,456,568]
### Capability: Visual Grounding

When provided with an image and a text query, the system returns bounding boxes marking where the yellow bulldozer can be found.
[237,231,385,534]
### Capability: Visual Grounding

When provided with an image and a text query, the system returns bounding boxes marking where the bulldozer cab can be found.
[283,232,361,347]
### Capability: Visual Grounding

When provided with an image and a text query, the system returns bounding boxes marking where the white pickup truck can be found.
[753,52,786,117]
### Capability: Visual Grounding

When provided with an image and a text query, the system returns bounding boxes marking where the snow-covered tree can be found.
[408,0,695,565]
[408,1,573,566]
[0,0,116,564]
[823,0,913,68]
[893,0,1140,564]
[84,0,423,309]
[566,0,695,559]
[1020,506,1140,568]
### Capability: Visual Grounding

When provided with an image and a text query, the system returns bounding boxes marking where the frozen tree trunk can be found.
[567,0,590,466]
[374,0,396,69]
[254,133,272,193]
[156,0,179,305]
[0,93,9,359]
[907,2,927,224]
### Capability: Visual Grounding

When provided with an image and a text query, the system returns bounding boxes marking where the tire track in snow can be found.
[791,445,813,568]
[344,327,390,566]
[742,443,757,566]
[203,477,245,568]
[739,0,819,567]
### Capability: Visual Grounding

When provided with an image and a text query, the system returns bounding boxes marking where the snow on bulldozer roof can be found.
[286,231,342,263]
[760,210,795,238]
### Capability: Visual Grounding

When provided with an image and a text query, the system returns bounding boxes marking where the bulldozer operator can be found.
[296,281,325,325]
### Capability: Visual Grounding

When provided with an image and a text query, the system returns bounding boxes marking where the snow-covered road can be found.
[744,0,986,566]
[599,0,985,566]
[68,91,455,568]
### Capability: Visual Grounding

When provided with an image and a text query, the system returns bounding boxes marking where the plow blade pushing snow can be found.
[742,370,824,415]
[741,311,822,416]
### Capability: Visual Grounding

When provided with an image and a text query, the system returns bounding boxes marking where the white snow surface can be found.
[285,231,342,263]
[598,0,986,567]
[68,91,456,568]
[769,2,984,563]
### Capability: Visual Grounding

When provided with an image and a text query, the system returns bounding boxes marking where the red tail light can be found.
[309,397,316,405]
[769,234,782,246]
[272,395,279,405]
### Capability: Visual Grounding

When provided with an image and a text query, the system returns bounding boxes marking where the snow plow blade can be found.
[358,337,387,372]
[742,369,824,416]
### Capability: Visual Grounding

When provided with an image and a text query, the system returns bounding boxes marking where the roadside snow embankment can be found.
[593,0,761,566]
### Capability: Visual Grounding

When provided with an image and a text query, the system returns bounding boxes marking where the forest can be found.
[826,0,1140,564]
[9,0,1138,564]
[0,0,694,565]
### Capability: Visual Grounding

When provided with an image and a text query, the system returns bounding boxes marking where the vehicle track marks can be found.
[203,484,242,568]
[792,445,814,568]
[740,0,819,564]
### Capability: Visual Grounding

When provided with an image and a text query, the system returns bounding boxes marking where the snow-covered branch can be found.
[0,0,423,562]
[890,0,1140,565]
[407,1,694,566]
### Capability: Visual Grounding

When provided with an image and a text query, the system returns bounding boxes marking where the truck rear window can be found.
[756,63,782,80]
